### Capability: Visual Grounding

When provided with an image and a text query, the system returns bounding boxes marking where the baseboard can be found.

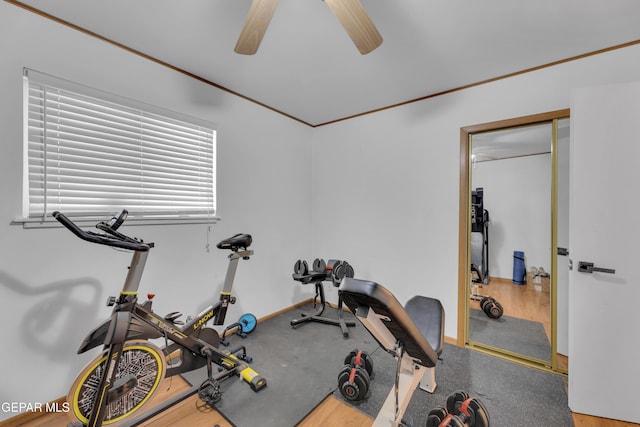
[444,336,458,346]
[488,276,512,284]
[258,298,314,322]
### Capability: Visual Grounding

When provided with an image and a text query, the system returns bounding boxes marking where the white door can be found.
[568,80,640,423]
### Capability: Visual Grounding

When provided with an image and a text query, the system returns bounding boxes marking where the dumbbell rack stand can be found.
[290,281,356,338]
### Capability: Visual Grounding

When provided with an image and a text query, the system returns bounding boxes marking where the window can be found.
[22,69,216,226]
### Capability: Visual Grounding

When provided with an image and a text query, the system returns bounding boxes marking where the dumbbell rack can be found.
[291,258,357,338]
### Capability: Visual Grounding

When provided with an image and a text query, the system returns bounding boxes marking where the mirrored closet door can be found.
[458,110,569,372]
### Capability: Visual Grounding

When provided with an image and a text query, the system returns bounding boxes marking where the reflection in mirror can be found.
[469,122,553,363]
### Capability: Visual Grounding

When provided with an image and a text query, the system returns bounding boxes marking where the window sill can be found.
[12,216,221,229]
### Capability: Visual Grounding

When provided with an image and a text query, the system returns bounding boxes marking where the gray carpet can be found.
[334,343,573,427]
[469,309,552,361]
[183,302,572,426]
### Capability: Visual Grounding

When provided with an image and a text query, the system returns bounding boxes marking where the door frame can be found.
[457,108,570,371]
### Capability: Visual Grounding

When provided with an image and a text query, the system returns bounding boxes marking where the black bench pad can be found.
[339,278,443,368]
[404,296,444,356]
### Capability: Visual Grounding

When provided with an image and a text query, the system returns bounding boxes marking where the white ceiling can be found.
[11,0,640,126]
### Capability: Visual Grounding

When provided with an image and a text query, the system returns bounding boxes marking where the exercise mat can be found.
[182,301,375,427]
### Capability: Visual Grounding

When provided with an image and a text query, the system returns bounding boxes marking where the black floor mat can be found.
[183,302,372,426]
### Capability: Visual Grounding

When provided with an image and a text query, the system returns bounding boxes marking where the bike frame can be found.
[78,245,254,427]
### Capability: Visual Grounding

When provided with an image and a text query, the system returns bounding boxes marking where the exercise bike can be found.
[52,210,266,427]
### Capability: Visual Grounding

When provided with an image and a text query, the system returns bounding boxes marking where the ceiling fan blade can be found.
[325,0,383,55]
[234,0,280,55]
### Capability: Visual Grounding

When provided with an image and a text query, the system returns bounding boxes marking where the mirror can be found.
[469,122,553,363]
[459,110,570,371]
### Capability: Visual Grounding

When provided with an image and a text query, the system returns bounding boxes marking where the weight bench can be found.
[339,278,445,427]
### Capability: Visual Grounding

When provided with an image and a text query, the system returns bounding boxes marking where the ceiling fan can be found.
[234,0,383,55]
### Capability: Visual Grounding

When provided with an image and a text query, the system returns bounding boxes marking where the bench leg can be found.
[373,354,426,427]
[419,366,437,393]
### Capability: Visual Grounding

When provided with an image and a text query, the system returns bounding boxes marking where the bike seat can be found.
[217,233,252,251]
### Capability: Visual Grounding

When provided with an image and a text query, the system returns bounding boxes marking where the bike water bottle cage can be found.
[52,211,153,252]
[217,234,252,251]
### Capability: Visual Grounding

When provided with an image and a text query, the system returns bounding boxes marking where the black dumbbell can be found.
[330,260,355,284]
[312,258,326,273]
[343,261,355,278]
[446,416,467,427]
[327,259,344,282]
[293,259,309,276]
[426,406,449,427]
[446,390,490,427]
[337,349,374,401]
[337,364,370,401]
[426,406,469,427]
[461,397,490,427]
[480,296,503,319]
[344,349,374,379]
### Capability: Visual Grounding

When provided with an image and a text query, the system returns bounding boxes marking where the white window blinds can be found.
[24,69,216,222]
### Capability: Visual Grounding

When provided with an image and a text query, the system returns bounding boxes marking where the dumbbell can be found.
[427,406,474,427]
[312,258,326,273]
[445,390,490,427]
[339,261,355,279]
[344,349,374,379]
[426,406,452,427]
[480,296,503,319]
[293,259,309,276]
[337,365,370,401]
[337,349,374,401]
[328,260,355,284]
[425,391,470,427]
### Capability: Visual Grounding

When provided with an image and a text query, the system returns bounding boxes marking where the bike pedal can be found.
[198,378,222,407]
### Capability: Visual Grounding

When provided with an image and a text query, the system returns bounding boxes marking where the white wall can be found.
[0,2,313,418]
[2,0,640,418]
[310,42,640,340]
[472,154,552,280]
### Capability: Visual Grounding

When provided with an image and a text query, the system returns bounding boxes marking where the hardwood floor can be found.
[297,395,372,427]
[4,284,638,427]
[471,276,552,341]
[1,376,231,427]
[12,393,636,427]
[300,394,640,427]
[10,364,636,427]
[5,370,638,427]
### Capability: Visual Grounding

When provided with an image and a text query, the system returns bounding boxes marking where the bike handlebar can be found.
[52,211,152,252]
